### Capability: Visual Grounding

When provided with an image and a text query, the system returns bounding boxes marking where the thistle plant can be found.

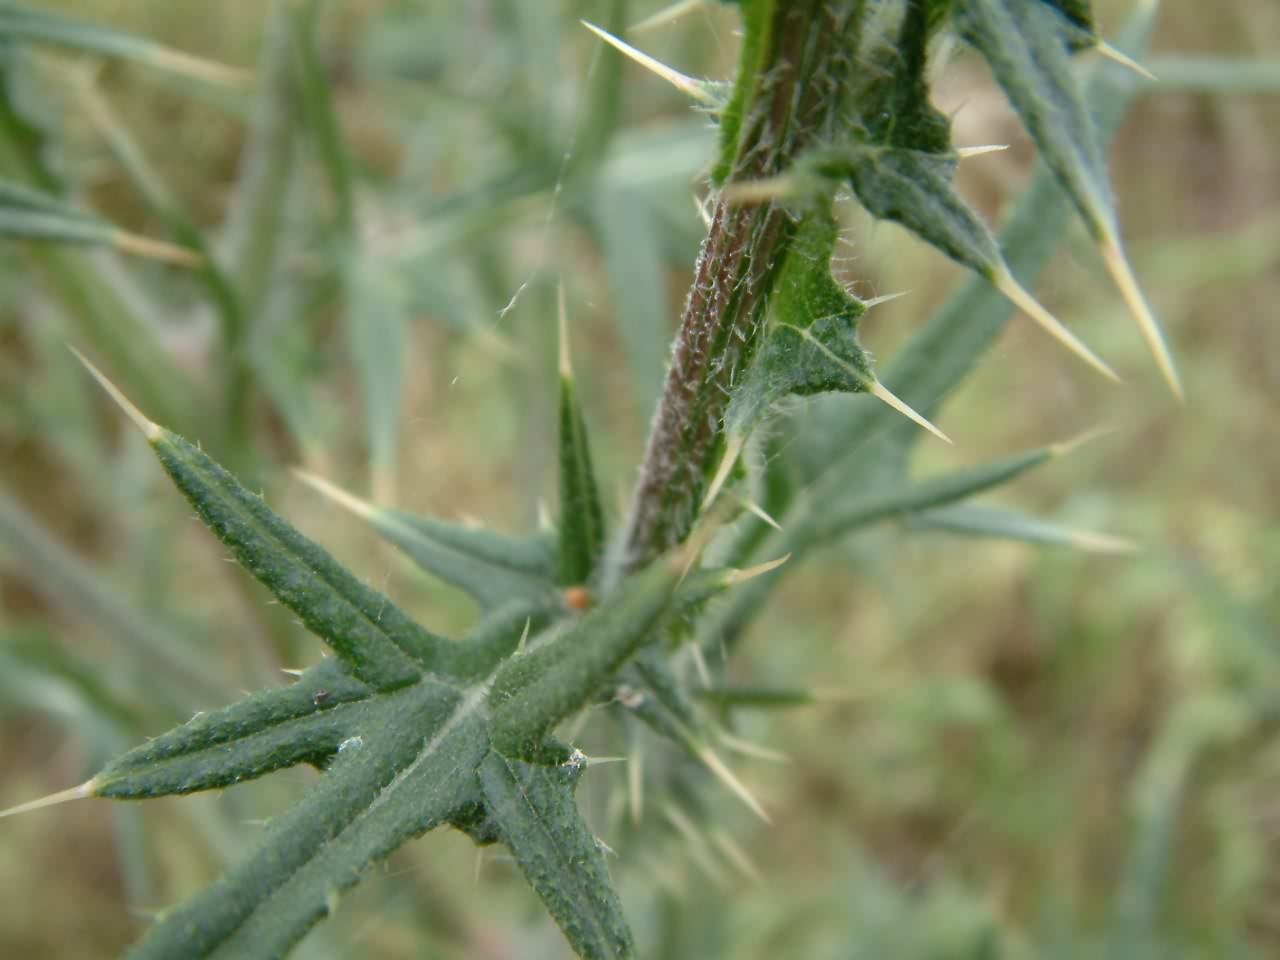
[1,0,1199,957]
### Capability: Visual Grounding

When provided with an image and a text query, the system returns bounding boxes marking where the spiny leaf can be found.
[295,470,557,611]
[763,0,1115,381]
[721,203,949,450]
[814,5,1159,482]
[479,752,634,960]
[954,0,1180,396]
[557,285,607,586]
[125,681,487,960]
[94,657,373,798]
[954,0,1111,236]
[60,356,727,959]
[489,554,682,763]
[76,352,441,689]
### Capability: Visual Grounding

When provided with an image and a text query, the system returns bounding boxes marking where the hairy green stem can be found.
[620,0,863,571]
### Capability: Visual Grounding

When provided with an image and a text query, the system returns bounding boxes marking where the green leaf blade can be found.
[126,680,484,960]
[480,752,634,960]
[954,0,1113,241]
[95,658,372,798]
[151,430,443,689]
[558,370,606,586]
[489,555,680,762]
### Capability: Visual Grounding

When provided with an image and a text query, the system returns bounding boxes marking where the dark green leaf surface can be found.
[954,0,1114,241]
[558,365,606,586]
[152,430,440,689]
[122,678,484,960]
[480,753,634,960]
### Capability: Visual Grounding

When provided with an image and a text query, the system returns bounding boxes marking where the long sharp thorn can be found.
[696,745,770,823]
[1097,41,1158,81]
[0,780,95,819]
[557,279,572,378]
[991,268,1121,384]
[1099,235,1184,401]
[70,347,161,440]
[293,469,378,518]
[733,493,782,531]
[863,290,911,309]
[956,144,1009,159]
[701,433,746,514]
[865,379,953,444]
[580,21,716,104]
[516,617,531,655]
[722,553,790,586]
[630,0,709,33]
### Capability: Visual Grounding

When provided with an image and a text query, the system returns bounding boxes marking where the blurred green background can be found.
[1,1,1277,957]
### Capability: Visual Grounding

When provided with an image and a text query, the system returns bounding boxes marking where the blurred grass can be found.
[0,1,1277,957]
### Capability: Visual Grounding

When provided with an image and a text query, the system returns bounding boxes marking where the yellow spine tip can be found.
[722,553,791,586]
[1099,236,1184,402]
[734,493,783,532]
[0,780,96,819]
[69,346,162,440]
[1096,41,1158,82]
[955,144,1009,159]
[992,268,1121,384]
[580,20,715,104]
[866,379,953,444]
[292,468,378,519]
[557,279,572,378]
[700,433,746,514]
